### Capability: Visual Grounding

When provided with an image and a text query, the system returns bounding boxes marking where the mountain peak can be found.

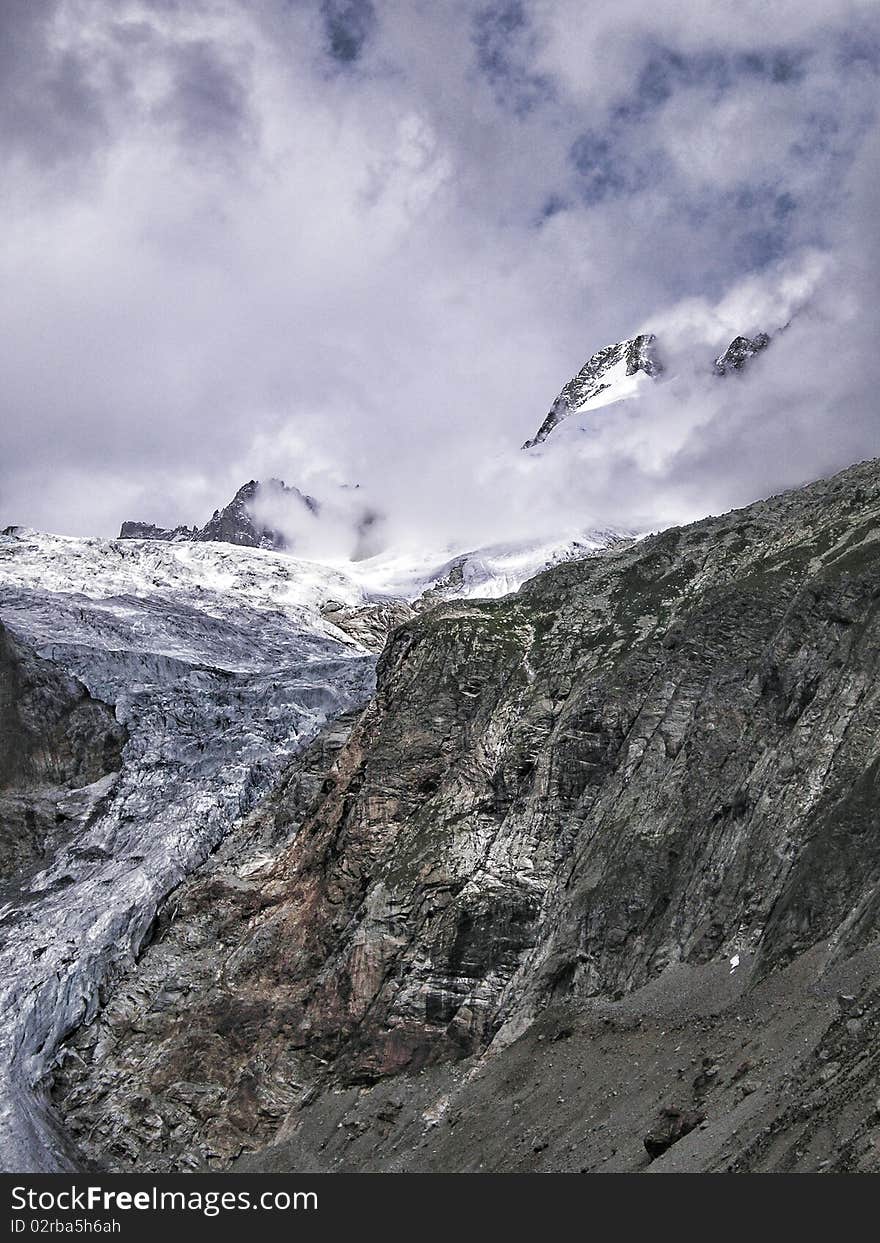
[523,327,775,449]
[119,478,318,550]
[522,333,661,448]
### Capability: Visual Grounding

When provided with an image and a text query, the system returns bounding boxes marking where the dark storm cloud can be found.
[320,0,376,65]
[569,129,658,203]
[724,185,798,269]
[472,1,554,115]
[559,21,877,296]
[537,192,568,223]
[612,43,808,124]
[0,0,877,547]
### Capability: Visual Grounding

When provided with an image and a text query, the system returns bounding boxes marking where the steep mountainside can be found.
[0,523,622,1170]
[52,457,880,1173]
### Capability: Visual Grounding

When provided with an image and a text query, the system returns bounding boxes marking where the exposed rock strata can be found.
[54,712,363,1169]
[55,456,880,1172]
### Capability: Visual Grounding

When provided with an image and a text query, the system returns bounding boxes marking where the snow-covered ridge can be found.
[350,530,631,604]
[522,328,773,449]
[523,333,661,448]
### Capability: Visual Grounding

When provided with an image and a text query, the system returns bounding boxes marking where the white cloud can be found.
[0,0,877,554]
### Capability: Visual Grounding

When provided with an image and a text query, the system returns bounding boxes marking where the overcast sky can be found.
[1,0,878,549]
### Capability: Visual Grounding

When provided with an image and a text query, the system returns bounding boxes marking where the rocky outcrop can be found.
[197,479,317,549]
[53,456,880,1172]
[320,599,414,649]
[0,621,126,880]
[714,332,771,375]
[643,1106,706,1160]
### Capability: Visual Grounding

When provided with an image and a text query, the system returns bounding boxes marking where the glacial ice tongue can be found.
[0,529,376,1170]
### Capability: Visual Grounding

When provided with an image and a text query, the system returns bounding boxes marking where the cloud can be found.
[155,36,255,155]
[0,0,109,169]
[0,0,877,558]
[320,0,377,66]
[472,1,555,115]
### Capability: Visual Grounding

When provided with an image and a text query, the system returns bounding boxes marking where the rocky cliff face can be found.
[0,622,126,881]
[197,479,318,550]
[52,456,880,1173]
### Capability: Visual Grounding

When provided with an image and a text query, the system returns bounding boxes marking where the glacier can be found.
[0,530,378,1170]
